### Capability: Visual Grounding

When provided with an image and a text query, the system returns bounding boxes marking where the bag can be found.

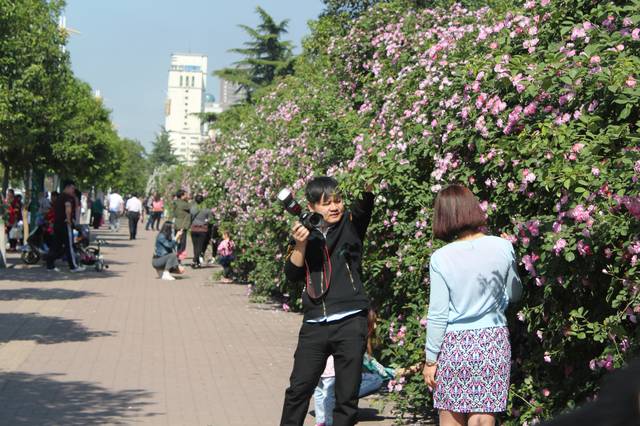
[191,224,208,233]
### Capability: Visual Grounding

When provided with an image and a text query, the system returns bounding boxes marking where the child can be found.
[313,310,395,426]
[217,231,235,282]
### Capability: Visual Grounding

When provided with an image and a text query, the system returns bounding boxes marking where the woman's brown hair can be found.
[366,309,380,356]
[432,184,487,242]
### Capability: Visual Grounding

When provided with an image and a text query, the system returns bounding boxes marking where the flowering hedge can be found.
[182,0,639,423]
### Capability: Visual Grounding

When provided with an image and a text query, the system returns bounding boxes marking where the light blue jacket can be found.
[425,236,522,362]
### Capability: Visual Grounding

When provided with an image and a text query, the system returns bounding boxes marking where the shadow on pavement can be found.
[0,288,101,301]
[0,313,114,344]
[0,371,159,425]
[0,258,122,283]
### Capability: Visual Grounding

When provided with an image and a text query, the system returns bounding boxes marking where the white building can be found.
[164,53,208,164]
[219,78,246,110]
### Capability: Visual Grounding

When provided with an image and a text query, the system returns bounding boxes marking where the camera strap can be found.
[304,244,332,299]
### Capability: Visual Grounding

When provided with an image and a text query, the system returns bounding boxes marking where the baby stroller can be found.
[73,226,107,272]
[21,221,50,265]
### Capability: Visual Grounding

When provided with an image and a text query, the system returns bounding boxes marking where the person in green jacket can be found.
[91,196,104,230]
[172,190,192,263]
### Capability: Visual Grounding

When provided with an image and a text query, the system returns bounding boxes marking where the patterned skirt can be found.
[433,326,511,413]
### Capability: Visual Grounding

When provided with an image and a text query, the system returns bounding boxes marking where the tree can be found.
[148,128,178,169]
[108,138,149,196]
[214,7,293,102]
[321,0,385,18]
[0,0,70,192]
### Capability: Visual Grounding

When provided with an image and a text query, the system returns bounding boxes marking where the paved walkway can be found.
[0,226,396,425]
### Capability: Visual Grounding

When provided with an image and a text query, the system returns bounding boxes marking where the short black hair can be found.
[176,189,185,199]
[62,179,75,189]
[305,176,339,204]
[195,194,204,204]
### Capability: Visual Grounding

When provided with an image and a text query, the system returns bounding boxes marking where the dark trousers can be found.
[280,312,368,426]
[218,255,234,278]
[151,212,162,230]
[191,231,208,265]
[127,212,140,239]
[91,213,102,229]
[46,223,77,270]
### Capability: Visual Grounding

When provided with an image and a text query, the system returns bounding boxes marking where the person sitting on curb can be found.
[217,231,235,283]
[152,221,185,281]
[313,309,409,426]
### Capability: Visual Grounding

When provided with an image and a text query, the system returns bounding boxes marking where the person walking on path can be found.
[152,221,185,280]
[189,194,211,268]
[5,189,20,252]
[422,184,522,426]
[172,190,191,263]
[149,193,164,231]
[107,191,124,231]
[91,195,104,229]
[280,176,375,426]
[46,180,84,272]
[125,193,143,240]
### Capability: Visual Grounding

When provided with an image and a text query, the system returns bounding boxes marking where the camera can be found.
[277,188,325,231]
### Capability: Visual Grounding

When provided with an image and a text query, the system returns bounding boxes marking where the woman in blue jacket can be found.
[152,221,185,280]
[423,184,522,426]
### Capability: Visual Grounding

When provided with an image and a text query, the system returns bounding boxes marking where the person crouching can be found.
[152,221,185,280]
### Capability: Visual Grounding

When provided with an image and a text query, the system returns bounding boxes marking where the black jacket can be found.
[284,192,374,321]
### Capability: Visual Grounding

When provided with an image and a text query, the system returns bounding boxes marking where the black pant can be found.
[91,213,102,229]
[191,231,208,265]
[177,229,188,260]
[46,223,77,270]
[280,311,368,426]
[151,212,162,230]
[127,212,140,239]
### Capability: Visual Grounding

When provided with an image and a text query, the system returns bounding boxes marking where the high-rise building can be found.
[164,53,208,164]
[219,79,246,110]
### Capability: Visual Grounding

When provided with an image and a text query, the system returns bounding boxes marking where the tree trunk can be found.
[1,162,9,195]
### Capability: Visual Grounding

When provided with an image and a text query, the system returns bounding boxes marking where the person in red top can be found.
[5,189,21,252]
[46,181,84,272]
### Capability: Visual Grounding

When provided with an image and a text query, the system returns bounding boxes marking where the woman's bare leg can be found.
[467,413,495,426]
[439,410,466,426]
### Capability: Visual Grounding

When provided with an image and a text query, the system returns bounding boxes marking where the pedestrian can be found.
[125,192,143,240]
[38,191,51,218]
[5,189,20,251]
[152,221,186,280]
[190,194,211,268]
[216,231,235,282]
[46,180,84,272]
[280,176,375,426]
[313,310,396,426]
[91,194,104,229]
[422,184,522,426]
[107,190,124,231]
[150,193,164,231]
[172,190,191,263]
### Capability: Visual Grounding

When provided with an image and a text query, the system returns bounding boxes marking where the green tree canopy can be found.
[148,128,178,170]
[214,6,293,102]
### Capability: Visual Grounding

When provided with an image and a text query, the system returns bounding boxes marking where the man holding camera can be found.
[280,176,375,426]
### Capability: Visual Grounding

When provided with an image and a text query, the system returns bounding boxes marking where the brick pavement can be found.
[0,226,397,425]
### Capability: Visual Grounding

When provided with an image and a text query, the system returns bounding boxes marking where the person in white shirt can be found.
[125,193,143,240]
[107,191,124,231]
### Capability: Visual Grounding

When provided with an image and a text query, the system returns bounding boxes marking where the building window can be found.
[179,76,183,86]
[191,76,195,86]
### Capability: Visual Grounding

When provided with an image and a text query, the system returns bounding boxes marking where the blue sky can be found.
[64,0,325,150]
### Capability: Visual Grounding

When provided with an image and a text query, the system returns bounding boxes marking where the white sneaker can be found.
[70,265,86,273]
[161,271,176,281]
[47,267,61,272]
